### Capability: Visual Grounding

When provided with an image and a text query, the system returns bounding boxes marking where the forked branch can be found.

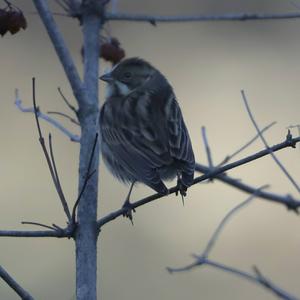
[167,187,299,300]
[241,90,300,195]
[32,78,72,222]
[97,133,300,229]
[15,90,80,142]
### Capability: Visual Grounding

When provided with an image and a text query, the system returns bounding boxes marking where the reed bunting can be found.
[100,58,195,220]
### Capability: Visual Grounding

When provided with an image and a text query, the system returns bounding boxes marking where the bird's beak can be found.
[99,72,114,82]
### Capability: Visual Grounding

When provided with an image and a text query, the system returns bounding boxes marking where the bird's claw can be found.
[176,178,187,205]
[122,201,136,225]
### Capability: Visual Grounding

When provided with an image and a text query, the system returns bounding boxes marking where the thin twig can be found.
[48,133,72,222]
[195,163,300,211]
[97,134,300,229]
[168,258,298,300]
[253,266,299,300]
[202,185,268,258]
[33,0,86,109]
[15,89,80,142]
[32,78,72,222]
[51,223,61,230]
[105,11,300,23]
[218,121,277,166]
[57,87,78,115]
[241,90,300,195]
[287,124,300,150]
[71,133,98,224]
[167,187,298,300]
[201,126,214,169]
[0,265,35,300]
[21,221,56,231]
[47,111,80,125]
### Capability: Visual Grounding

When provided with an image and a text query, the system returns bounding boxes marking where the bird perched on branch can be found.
[99,58,195,220]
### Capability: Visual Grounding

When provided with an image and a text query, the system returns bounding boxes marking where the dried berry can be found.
[0,8,9,36]
[0,1,27,37]
[7,11,21,34]
[100,37,125,65]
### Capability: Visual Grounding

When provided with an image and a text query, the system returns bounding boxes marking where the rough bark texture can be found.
[75,2,101,299]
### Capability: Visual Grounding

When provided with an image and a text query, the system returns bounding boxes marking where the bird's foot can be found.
[175,178,187,205]
[159,185,170,196]
[122,200,136,225]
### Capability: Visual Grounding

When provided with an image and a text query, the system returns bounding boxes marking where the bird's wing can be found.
[100,100,169,193]
[121,86,195,186]
[118,76,175,166]
[143,71,194,167]
[166,96,194,163]
[165,95,195,186]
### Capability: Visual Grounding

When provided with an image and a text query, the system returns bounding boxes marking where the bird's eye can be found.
[123,72,132,79]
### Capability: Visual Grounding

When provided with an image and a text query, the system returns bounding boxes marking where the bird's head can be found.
[100,58,156,97]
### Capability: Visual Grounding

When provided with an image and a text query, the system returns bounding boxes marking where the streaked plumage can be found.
[100,58,195,201]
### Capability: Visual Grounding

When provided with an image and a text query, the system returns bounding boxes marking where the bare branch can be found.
[201,126,214,169]
[287,124,300,150]
[48,133,72,222]
[253,266,299,300]
[218,121,277,166]
[105,11,300,24]
[57,87,78,115]
[241,90,300,195]
[47,111,80,125]
[98,134,300,229]
[0,229,67,238]
[0,265,35,300]
[21,221,56,231]
[32,78,72,222]
[195,163,300,211]
[33,0,86,109]
[15,90,80,142]
[167,187,298,300]
[202,185,268,258]
[168,258,299,300]
[168,187,266,272]
[196,135,299,180]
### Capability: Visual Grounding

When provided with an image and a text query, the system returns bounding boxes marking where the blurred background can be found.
[0,0,300,299]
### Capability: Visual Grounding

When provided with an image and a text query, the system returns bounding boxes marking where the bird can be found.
[99,57,195,220]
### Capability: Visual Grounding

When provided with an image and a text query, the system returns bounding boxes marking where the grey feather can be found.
[100,58,195,194]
